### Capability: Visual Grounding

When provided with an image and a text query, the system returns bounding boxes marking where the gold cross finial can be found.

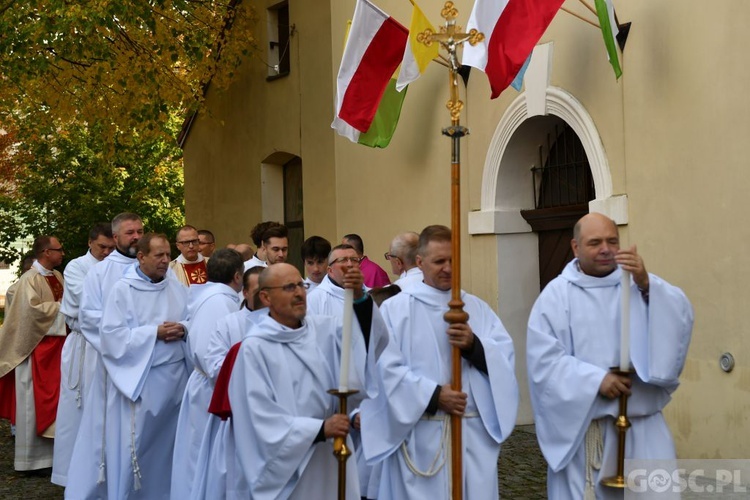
[441,1,459,22]
[419,2,484,124]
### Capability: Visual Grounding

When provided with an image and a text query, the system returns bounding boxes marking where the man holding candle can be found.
[228,263,374,499]
[359,225,519,500]
[526,212,694,499]
[307,243,378,497]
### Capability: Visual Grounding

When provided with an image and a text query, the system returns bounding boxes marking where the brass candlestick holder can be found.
[600,367,634,489]
[327,389,359,500]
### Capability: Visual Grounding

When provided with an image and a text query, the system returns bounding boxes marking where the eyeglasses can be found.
[384,252,398,261]
[198,240,214,246]
[329,256,362,265]
[261,281,310,293]
[46,247,64,253]
[177,239,200,247]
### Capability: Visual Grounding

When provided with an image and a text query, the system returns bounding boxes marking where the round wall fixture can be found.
[719,353,735,373]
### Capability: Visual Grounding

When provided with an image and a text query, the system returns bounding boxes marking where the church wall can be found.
[331,0,445,278]
[467,0,750,458]
[616,1,750,459]
[183,0,338,248]
[184,0,750,459]
[445,0,749,457]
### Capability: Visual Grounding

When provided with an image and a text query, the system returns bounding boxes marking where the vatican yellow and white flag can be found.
[395,1,438,91]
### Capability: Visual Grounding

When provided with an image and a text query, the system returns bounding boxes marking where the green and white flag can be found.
[595,0,622,79]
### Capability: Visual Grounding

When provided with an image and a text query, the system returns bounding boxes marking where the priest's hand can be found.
[353,413,361,431]
[324,414,351,438]
[616,245,649,291]
[447,323,474,351]
[438,385,467,416]
[599,373,632,399]
[157,322,185,342]
[342,266,365,300]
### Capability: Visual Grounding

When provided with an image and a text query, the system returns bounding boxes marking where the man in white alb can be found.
[229,263,372,499]
[171,248,243,499]
[52,223,115,486]
[361,225,519,500]
[386,231,423,290]
[66,212,146,497]
[526,212,693,500]
[69,233,189,498]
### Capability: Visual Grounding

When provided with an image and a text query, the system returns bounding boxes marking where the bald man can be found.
[227,263,372,499]
[526,213,694,500]
[387,231,422,290]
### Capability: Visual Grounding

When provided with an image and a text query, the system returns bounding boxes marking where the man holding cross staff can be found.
[360,225,518,499]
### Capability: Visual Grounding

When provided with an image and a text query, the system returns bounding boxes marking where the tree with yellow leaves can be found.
[0,0,262,265]
[0,0,257,140]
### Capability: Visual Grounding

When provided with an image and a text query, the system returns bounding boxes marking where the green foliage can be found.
[0,0,260,266]
[0,0,257,141]
[0,115,186,264]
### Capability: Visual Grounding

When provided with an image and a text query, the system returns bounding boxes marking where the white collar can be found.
[176,253,205,264]
[32,260,53,276]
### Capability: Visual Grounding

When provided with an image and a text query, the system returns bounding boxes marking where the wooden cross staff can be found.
[420,2,483,499]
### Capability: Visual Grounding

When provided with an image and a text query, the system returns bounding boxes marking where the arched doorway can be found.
[520,122,594,290]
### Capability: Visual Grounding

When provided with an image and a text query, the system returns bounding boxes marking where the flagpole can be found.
[423,3,484,499]
[577,0,598,17]
[444,68,468,500]
[560,6,600,29]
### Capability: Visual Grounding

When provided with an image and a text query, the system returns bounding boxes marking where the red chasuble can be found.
[0,372,15,423]
[207,342,242,421]
[31,275,67,435]
[182,261,208,286]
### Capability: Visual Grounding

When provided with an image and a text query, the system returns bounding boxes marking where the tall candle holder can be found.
[420,3,484,498]
[327,389,359,500]
[600,367,634,489]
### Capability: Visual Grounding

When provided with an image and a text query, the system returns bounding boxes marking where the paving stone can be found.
[498,425,548,499]
[0,420,549,499]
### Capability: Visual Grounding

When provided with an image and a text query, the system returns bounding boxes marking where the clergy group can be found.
[0,210,693,499]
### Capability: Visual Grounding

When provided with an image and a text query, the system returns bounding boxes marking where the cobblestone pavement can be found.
[0,421,62,498]
[498,425,548,499]
[0,420,546,499]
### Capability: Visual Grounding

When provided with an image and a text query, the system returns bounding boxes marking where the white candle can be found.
[339,288,354,392]
[620,269,630,371]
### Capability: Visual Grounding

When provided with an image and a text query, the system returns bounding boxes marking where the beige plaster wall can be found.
[183,1,338,248]
[330,0,494,285]
[475,0,750,457]
[184,0,749,458]
[374,0,750,457]
[616,1,750,458]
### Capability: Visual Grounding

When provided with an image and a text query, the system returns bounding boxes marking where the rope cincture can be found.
[130,401,142,490]
[400,411,479,494]
[584,419,604,500]
[64,331,86,408]
[97,372,108,485]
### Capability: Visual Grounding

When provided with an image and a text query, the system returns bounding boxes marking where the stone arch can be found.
[469,86,626,235]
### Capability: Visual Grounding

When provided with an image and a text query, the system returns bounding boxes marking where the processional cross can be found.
[419,3,483,499]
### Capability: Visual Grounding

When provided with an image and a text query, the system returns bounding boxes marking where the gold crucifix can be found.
[414,3,484,500]
[421,1,484,124]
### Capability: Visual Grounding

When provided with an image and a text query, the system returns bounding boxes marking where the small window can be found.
[267,2,291,80]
